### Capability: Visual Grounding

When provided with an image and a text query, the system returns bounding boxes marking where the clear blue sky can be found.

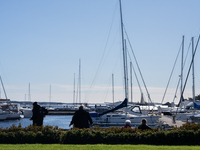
[0,0,200,104]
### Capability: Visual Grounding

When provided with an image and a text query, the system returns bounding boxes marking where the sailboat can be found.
[90,0,161,127]
[172,35,200,122]
[0,75,21,120]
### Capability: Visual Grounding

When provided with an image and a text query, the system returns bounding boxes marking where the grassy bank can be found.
[0,144,200,150]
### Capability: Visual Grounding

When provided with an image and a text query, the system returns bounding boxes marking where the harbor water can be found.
[0,115,73,130]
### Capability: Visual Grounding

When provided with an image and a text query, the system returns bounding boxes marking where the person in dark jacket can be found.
[69,105,93,128]
[138,118,151,130]
[30,102,48,126]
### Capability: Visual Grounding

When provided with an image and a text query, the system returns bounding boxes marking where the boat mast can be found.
[28,83,31,102]
[130,62,133,104]
[119,0,128,100]
[112,74,114,107]
[180,36,184,108]
[73,73,75,106]
[179,34,200,105]
[0,75,8,102]
[79,59,81,104]
[192,37,195,102]
[49,84,51,108]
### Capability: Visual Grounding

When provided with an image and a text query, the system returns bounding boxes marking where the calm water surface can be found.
[0,115,73,129]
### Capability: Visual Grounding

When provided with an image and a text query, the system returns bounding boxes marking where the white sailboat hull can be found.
[0,114,8,121]
[6,112,21,120]
[91,113,160,127]
[174,111,200,123]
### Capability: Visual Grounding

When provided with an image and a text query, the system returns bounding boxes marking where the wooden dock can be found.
[159,115,185,127]
[47,110,75,115]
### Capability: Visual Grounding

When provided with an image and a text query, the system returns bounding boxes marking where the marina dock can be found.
[47,110,75,115]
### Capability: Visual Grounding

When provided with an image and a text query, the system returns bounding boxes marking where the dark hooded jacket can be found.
[138,124,151,130]
[30,104,48,126]
[70,109,93,128]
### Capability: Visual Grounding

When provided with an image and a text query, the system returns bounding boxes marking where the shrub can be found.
[1,123,200,144]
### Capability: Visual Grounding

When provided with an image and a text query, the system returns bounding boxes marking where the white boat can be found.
[169,36,200,123]
[0,114,8,121]
[1,103,21,120]
[0,107,8,121]
[7,111,21,120]
[0,75,21,120]
[20,105,32,118]
[91,102,161,127]
[173,102,200,122]
[91,112,160,127]
[190,113,200,122]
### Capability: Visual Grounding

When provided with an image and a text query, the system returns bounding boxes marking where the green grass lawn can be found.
[0,144,200,150]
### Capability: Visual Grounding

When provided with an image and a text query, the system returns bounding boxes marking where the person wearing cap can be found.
[69,105,93,129]
[123,120,133,129]
[30,102,48,126]
[138,118,151,130]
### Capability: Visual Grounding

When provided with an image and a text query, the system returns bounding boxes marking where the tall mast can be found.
[179,34,200,106]
[79,59,81,104]
[130,62,133,104]
[180,36,184,107]
[112,74,114,107]
[119,0,128,100]
[49,84,51,108]
[28,83,31,102]
[192,37,195,102]
[0,75,8,102]
[73,73,75,106]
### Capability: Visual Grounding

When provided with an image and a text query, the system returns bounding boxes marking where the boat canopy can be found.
[98,98,128,117]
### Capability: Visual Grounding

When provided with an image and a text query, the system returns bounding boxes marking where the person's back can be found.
[30,102,48,126]
[69,105,93,129]
[37,106,45,126]
[138,124,151,130]
[74,109,90,128]
[138,118,151,130]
